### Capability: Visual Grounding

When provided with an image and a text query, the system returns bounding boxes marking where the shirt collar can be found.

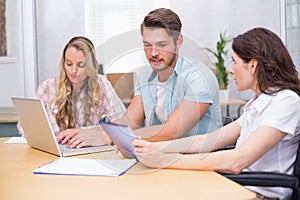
[173,56,183,76]
[245,93,273,113]
[148,70,157,82]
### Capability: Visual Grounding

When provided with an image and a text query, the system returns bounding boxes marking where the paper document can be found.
[34,157,137,176]
[4,137,27,144]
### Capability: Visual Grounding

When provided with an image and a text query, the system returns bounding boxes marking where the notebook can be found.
[11,97,114,157]
[33,157,137,177]
[99,121,137,159]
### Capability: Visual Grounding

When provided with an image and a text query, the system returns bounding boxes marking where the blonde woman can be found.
[18,36,126,148]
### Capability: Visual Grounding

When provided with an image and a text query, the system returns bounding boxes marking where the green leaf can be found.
[204,31,231,89]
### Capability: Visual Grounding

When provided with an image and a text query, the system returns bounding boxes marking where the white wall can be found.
[172,0,283,102]
[0,0,36,107]
[286,0,300,75]
[172,0,282,49]
[35,0,85,83]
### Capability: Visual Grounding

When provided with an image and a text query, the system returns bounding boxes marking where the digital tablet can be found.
[99,121,137,159]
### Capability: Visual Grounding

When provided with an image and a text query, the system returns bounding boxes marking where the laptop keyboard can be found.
[59,144,82,153]
[58,143,114,154]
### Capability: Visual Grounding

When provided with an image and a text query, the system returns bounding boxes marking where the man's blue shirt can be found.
[135,56,222,137]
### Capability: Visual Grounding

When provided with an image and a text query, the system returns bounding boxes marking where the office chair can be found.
[222,116,234,126]
[222,139,300,200]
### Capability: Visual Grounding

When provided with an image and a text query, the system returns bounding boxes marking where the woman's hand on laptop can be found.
[57,126,112,148]
[56,128,79,146]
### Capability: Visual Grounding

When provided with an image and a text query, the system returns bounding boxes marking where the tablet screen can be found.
[99,121,136,159]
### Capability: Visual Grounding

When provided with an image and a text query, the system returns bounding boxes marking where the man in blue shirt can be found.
[117,8,222,142]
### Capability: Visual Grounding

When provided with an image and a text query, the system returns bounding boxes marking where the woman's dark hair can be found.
[232,27,300,96]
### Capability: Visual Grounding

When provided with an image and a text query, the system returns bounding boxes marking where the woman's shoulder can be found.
[276,89,299,101]
[271,89,300,110]
[35,77,58,99]
[97,74,115,91]
[38,77,58,87]
[97,74,110,85]
[97,74,105,80]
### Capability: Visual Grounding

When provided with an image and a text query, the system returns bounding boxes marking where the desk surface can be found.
[0,137,256,200]
[220,97,247,106]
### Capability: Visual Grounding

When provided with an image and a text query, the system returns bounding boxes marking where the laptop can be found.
[99,121,136,159]
[11,97,114,157]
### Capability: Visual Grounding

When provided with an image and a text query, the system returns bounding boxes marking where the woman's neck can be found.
[73,82,84,95]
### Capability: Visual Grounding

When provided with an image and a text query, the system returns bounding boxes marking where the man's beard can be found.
[151,51,177,72]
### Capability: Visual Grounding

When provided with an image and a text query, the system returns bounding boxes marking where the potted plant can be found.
[205,32,231,102]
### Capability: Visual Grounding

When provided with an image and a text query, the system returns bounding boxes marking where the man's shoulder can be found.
[182,58,210,70]
[178,58,215,77]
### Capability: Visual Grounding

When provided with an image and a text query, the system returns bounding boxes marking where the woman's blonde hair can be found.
[54,36,100,131]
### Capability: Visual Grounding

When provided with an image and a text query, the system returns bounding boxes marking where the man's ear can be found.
[176,34,183,48]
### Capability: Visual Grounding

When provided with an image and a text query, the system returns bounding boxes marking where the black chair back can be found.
[223,136,300,200]
[293,139,300,183]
